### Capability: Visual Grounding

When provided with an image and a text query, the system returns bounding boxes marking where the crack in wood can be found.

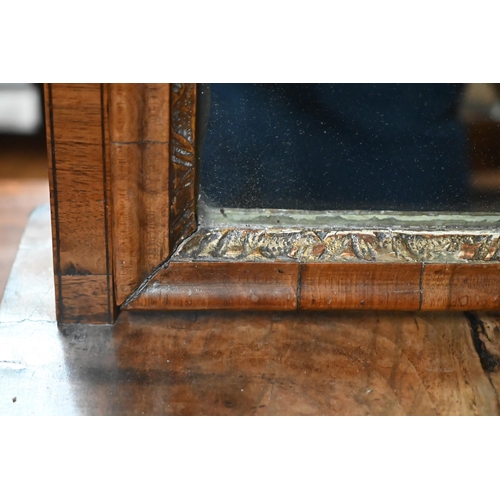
[464,312,500,373]
[297,263,303,309]
[464,312,500,411]
[419,263,425,310]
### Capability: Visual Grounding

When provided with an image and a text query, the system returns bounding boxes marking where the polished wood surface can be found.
[1,206,499,415]
[421,264,500,310]
[125,261,299,310]
[108,83,197,305]
[109,84,172,303]
[45,84,115,323]
[125,259,500,312]
[300,263,422,310]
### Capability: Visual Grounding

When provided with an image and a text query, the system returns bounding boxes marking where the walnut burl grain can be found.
[4,309,500,415]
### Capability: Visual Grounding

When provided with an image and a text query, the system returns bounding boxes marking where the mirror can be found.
[197,84,500,226]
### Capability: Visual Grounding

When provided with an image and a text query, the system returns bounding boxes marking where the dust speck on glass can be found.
[197,84,500,220]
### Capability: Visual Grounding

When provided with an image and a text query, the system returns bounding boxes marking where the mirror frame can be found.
[45,83,500,324]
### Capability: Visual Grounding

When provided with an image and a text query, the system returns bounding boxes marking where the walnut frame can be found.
[45,83,500,324]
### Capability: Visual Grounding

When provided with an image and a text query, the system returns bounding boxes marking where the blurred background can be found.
[0,83,48,300]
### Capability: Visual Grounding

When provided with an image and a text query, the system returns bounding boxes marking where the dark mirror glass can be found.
[198,84,500,216]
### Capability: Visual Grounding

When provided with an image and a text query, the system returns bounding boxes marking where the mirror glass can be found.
[197,84,500,225]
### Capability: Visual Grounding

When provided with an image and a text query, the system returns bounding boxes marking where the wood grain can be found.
[470,312,500,397]
[129,258,500,312]
[108,84,171,304]
[58,275,112,323]
[47,83,500,322]
[105,310,500,415]
[299,263,422,310]
[3,207,500,415]
[124,262,299,310]
[421,263,500,310]
[45,84,115,323]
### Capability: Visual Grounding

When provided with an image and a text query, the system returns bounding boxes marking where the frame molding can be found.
[170,226,500,263]
[108,83,197,304]
[45,83,500,323]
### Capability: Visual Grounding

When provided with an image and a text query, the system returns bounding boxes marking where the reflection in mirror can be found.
[197,84,500,225]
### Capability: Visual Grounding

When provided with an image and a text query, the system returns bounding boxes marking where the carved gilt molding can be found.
[172,227,500,264]
[169,83,197,250]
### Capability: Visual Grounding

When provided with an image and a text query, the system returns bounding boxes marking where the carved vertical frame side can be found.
[169,83,197,252]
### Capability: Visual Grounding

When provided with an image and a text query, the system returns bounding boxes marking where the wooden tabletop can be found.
[1,205,499,416]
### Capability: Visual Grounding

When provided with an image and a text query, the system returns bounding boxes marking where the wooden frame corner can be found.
[46,83,500,323]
